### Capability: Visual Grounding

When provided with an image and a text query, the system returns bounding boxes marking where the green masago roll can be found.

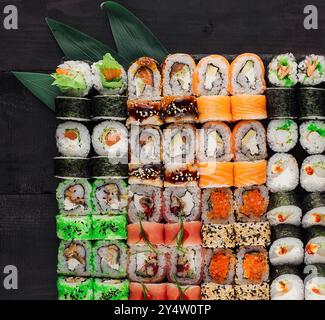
[298,88,325,120]
[56,179,93,216]
[54,157,90,179]
[92,215,127,240]
[57,276,94,300]
[92,95,127,120]
[90,156,128,179]
[55,97,91,121]
[93,279,129,300]
[56,215,92,240]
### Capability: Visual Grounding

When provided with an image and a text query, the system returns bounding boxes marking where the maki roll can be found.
[203,249,236,284]
[91,121,128,160]
[300,120,325,154]
[234,283,270,300]
[55,97,91,121]
[57,240,92,276]
[92,95,127,121]
[304,264,325,300]
[128,185,163,223]
[93,279,129,300]
[302,193,325,228]
[54,157,89,179]
[235,246,269,284]
[267,191,302,227]
[268,53,298,87]
[56,215,92,240]
[234,185,269,222]
[91,179,128,215]
[91,240,127,278]
[304,226,325,264]
[162,186,201,223]
[196,122,233,162]
[129,125,162,165]
[193,55,230,96]
[57,277,93,300]
[166,283,201,300]
[300,155,325,192]
[90,157,128,179]
[298,87,325,120]
[91,215,127,240]
[164,164,199,188]
[266,88,296,119]
[267,119,298,152]
[298,54,325,86]
[128,57,161,100]
[202,224,235,249]
[266,153,299,192]
[269,224,304,266]
[128,164,163,187]
[56,121,90,158]
[199,162,234,188]
[201,283,235,300]
[201,188,234,224]
[234,222,271,247]
[233,160,267,187]
[163,123,196,165]
[129,283,167,300]
[162,53,196,96]
[197,96,232,123]
[233,120,267,161]
[56,179,92,215]
[229,53,266,95]
[51,60,93,97]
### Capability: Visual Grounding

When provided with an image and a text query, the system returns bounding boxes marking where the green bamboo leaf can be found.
[101,1,168,63]
[46,17,128,66]
[12,72,60,111]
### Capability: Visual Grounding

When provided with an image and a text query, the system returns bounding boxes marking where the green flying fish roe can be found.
[93,279,129,300]
[276,119,294,131]
[307,122,325,137]
[57,277,94,300]
[91,215,127,240]
[56,215,92,240]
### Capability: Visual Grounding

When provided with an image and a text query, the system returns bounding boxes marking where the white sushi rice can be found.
[267,120,298,152]
[298,54,325,86]
[267,153,299,192]
[305,236,325,265]
[300,155,325,192]
[267,205,302,227]
[271,274,304,300]
[56,121,90,157]
[300,121,325,155]
[269,237,304,266]
[302,207,325,228]
[305,277,325,300]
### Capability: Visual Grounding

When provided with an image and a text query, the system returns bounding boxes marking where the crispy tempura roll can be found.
[126,100,163,126]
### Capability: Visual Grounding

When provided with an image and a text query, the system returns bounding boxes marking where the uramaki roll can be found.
[197,96,232,122]
[198,162,234,188]
[231,95,267,121]
[233,160,267,187]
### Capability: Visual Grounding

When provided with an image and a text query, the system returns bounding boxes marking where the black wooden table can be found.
[0,0,324,300]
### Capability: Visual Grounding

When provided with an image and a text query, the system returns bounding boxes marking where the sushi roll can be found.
[230,53,266,95]
[268,53,298,87]
[304,264,325,300]
[298,54,325,86]
[233,160,267,187]
[302,193,325,228]
[129,125,162,165]
[304,226,325,264]
[56,215,92,240]
[234,222,271,247]
[56,179,93,216]
[300,155,325,192]
[127,244,167,283]
[196,122,233,162]
[265,88,296,119]
[128,185,163,223]
[270,265,304,300]
[163,123,196,165]
[201,283,235,300]
[234,185,269,222]
[267,191,302,227]
[51,60,93,97]
[128,164,163,187]
[300,120,325,154]
[235,246,269,284]
[199,162,234,188]
[90,157,128,179]
[166,283,201,300]
[266,153,299,192]
[128,57,161,100]
[298,87,325,120]
[230,95,267,121]
[267,119,298,152]
[197,96,232,123]
[57,277,93,300]
[54,157,89,179]
[202,224,235,249]
[93,279,129,300]
[193,55,230,96]
[232,120,267,161]
[126,100,163,127]
[127,222,165,246]
[201,188,235,225]
[91,215,127,240]
[57,240,92,276]
[91,240,127,278]
[269,224,304,266]
[56,121,90,158]
[234,283,270,300]
[203,249,236,284]
[92,95,127,121]
[55,97,91,121]
[164,163,199,188]
[162,186,201,223]
[162,53,196,96]
[91,179,128,215]
[129,283,167,300]
[91,121,128,160]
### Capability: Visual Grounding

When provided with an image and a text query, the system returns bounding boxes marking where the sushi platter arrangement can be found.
[53,52,325,300]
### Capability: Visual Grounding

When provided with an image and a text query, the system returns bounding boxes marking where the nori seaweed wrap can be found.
[54,157,90,179]
[266,88,297,119]
[271,264,302,280]
[304,264,325,280]
[271,224,303,241]
[57,277,94,300]
[55,97,91,121]
[93,279,129,300]
[305,225,325,243]
[90,156,128,179]
[91,95,127,120]
[56,215,92,240]
[298,88,325,120]
[268,191,301,211]
[302,192,325,213]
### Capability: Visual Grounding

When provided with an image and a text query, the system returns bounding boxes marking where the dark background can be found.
[0,0,324,300]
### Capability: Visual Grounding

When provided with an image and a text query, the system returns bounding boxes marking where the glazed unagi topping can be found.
[161,97,198,120]
[128,101,161,121]
[129,165,162,180]
[164,168,198,183]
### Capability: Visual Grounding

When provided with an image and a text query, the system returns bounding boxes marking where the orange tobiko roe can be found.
[240,189,266,218]
[207,191,231,220]
[243,253,268,283]
[209,252,230,283]
[102,68,122,81]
